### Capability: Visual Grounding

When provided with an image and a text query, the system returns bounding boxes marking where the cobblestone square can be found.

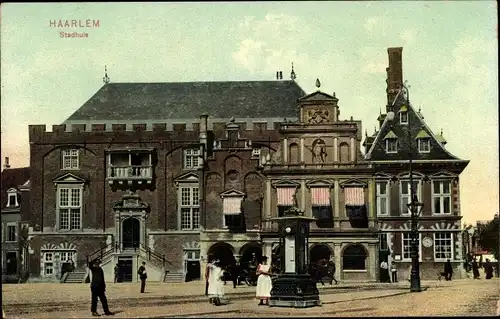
[2,278,499,318]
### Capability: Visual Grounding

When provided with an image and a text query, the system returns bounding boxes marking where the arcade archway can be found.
[239,242,262,267]
[310,244,332,264]
[207,242,235,268]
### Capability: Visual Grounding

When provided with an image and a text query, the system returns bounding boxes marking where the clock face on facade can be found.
[422,237,433,248]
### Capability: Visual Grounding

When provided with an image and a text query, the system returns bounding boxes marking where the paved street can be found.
[2,278,499,318]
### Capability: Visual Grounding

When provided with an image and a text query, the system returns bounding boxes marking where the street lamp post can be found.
[387,81,423,292]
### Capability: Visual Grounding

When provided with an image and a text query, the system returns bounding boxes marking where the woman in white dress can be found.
[255,256,272,306]
[207,260,226,306]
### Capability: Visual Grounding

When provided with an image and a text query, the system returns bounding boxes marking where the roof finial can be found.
[374,125,376,134]
[418,105,421,113]
[333,92,336,98]
[365,129,368,137]
[440,128,443,136]
[379,107,382,115]
[103,65,110,84]
[290,62,297,81]
[315,78,321,90]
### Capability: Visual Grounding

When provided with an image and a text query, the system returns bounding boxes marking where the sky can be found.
[1,1,498,225]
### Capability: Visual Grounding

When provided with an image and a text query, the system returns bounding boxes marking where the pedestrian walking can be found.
[443,259,453,281]
[89,258,114,317]
[328,257,338,285]
[137,262,147,293]
[255,256,272,306]
[484,259,494,279]
[113,263,119,283]
[205,255,214,296]
[230,262,239,288]
[390,261,398,283]
[472,259,480,279]
[380,260,390,282]
[208,260,226,306]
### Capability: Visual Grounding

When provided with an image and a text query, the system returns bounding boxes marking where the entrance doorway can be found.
[122,218,140,249]
[5,251,17,275]
[118,258,133,282]
[185,250,201,282]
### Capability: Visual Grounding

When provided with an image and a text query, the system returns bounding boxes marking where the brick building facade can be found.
[1,160,31,282]
[363,47,469,280]
[25,47,469,283]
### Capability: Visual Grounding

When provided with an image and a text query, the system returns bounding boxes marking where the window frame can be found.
[6,189,19,207]
[433,232,454,261]
[376,181,389,216]
[399,180,421,216]
[379,233,389,251]
[401,232,422,262]
[385,139,398,154]
[56,185,83,231]
[178,185,200,230]
[43,251,54,277]
[183,148,201,170]
[5,222,17,242]
[61,149,80,170]
[431,180,452,215]
[417,138,431,153]
[222,197,244,229]
[400,111,408,124]
[342,244,368,271]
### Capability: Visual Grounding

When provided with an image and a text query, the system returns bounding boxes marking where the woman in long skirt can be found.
[255,256,272,306]
[208,260,226,306]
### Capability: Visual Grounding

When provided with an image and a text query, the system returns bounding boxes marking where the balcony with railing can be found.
[106,149,154,185]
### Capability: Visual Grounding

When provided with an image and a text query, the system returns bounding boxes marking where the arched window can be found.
[342,244,367,270]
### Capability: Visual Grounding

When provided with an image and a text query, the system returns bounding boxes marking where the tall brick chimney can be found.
[386,47,403,108]
[3,157,10,169]
[199,114,209,159]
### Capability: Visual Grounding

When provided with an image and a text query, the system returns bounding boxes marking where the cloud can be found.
[363,16,387,33]
[231,13,311,75]
[361,61,387,75]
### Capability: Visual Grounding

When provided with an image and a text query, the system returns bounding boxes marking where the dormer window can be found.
[383,130,398,154]
[400,111,408,124]
[6,189,19,207]
[418,138,430,153]
[415,129,431,153]
[386,139,398,153]
[399,105,408,124]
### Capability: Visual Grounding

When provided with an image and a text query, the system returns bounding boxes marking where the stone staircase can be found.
[62,270,87,283]
[164,272,184,283]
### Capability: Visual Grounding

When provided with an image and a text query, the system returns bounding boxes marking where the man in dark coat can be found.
[89,258,114,316]
[484,259,494,279]
[444,259,453,281]
[472,258,480,279]
[113,263,120,283]
[328,257,338,285]
[138,262,147,293]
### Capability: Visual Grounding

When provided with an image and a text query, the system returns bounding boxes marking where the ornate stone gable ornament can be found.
[307,108,329,124]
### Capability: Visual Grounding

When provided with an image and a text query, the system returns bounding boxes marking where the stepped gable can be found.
[64,80,306,121]
[364,98,461,161]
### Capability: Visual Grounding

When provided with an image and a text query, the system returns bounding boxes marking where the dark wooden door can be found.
[122,218,140,249]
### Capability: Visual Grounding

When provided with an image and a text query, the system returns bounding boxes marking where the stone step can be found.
[63,271,87,283]
[164,273,184,283]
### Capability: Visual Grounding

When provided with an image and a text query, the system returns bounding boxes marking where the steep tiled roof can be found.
[1,167,30,210]
[364,96,464,161]
[64,80,306,121]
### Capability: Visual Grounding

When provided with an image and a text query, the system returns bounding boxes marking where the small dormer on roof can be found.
[436,129,447,145]
[383,130,398,140]
[298,79,340,124]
